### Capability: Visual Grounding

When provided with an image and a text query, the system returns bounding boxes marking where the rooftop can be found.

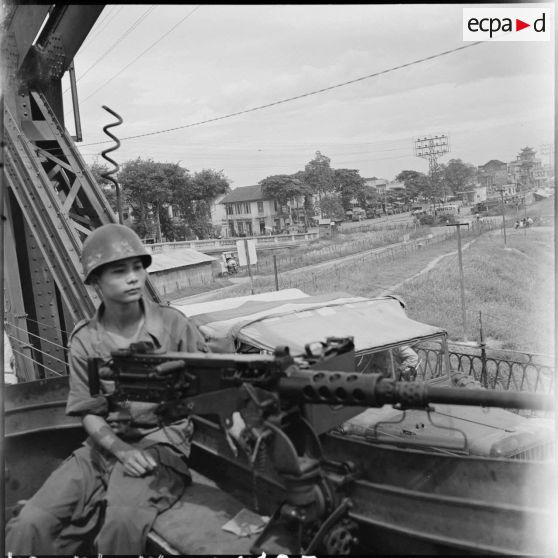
[148,249,216,273]
[220,184,268,203]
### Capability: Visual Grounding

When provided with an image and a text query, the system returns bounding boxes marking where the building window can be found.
[274,200,278,212]
[237,221,244,233]
[257,201,264,213]
[226,204,234,215]
[244,202,251,214]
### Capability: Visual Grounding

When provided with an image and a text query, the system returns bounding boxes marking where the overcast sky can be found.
[64,3,555,188]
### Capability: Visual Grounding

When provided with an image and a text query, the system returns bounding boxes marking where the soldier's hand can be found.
[116,448,157,477]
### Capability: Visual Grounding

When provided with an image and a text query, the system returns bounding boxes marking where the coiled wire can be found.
[101,105,124,223]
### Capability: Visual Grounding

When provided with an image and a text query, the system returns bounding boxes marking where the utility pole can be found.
[497,188,507,246]
[414,133,450,209]
[384,184,387,215]
[446,222,469,340]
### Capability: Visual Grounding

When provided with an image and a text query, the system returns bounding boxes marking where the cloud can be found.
[71,4,553,187]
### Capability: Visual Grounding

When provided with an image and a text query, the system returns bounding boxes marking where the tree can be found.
[303,151,335,215]
[89,161,126,217]
[441,159,477,197]
[395,170,430,201]
[333,168,366,211]
[293,170,315,225]
[319,196,345,220]
[171,169,230,239]
[118,158,185,242]
[361,185,380,212]
[260,174,310,226]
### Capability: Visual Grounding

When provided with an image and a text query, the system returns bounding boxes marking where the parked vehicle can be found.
[222,251,239,274]
[177,289,554,459]
[351,207,366,221]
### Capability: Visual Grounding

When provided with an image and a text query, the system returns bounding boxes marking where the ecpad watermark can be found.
[463,6,553,41]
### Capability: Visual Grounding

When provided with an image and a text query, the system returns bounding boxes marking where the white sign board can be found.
[236,239,257,266]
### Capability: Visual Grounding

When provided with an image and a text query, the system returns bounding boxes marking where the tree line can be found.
[90,146,539,240]
[259,151,479,224]
[90,158,230,241]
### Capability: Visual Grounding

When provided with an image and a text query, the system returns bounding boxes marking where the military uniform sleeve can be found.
[66,333,109,417]
[396,345,419,370]
[180,316,210,353]
[165,307,209,353]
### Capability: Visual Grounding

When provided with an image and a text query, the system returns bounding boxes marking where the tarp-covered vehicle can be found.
[159,289,556,555]
[176,289,554,459]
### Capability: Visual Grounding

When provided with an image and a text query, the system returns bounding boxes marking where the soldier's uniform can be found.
[6,224,209,555]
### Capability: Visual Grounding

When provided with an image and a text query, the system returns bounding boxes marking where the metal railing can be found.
[416,342,554,394]
[143,232,319,253]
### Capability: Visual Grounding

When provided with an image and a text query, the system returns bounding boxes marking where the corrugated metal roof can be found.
[220,184,268,203]
[148,249,216,273]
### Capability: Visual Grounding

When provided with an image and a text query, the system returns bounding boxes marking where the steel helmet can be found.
[81,223,152,284]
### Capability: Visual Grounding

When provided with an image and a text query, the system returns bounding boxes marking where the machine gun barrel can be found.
[279,368,555,411]
[90,344,554,413]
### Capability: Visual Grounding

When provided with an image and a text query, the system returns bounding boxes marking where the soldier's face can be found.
[96,257,146,304]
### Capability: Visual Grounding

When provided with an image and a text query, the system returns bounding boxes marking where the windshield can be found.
[354,334,450,382]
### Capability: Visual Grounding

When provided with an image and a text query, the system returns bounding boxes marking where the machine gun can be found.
[88,337,554,555]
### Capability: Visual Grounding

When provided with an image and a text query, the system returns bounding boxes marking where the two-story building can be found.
[477,160,509,195]
[364,177,389,195]
[219,184,284,237]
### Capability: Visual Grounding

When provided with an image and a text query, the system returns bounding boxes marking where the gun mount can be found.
[87,337,554,555]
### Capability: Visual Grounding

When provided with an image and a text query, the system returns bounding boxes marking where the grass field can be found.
[200,225,554,354]
[170,199,554,354]
[395,228,554,353]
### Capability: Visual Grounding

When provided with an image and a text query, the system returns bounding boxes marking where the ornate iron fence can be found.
[416,342,554,394]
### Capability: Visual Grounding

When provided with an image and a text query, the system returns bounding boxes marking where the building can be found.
[477,160,509,195]
[219,184,285,237]
[507,153,546,192]
[147,248,217,297]
[364,177,388,195]
[209,193,229,237]
[460,185,487,204]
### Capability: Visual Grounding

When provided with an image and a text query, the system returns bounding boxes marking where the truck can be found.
[175,289,554,460]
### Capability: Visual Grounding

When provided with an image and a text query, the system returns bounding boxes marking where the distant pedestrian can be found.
[514,220,520,229]
[526,216,534,227]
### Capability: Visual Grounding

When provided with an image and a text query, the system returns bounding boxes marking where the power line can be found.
[79,145,410,159]
[81,5,125,48]
[65,5,157,93]
[82,41,484,147]
[79,5,201,105]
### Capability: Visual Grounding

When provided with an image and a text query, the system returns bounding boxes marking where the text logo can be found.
[463,7,552,41]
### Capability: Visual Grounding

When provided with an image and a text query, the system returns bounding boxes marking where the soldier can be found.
[392,345,420,381]
[6,223,209,555]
